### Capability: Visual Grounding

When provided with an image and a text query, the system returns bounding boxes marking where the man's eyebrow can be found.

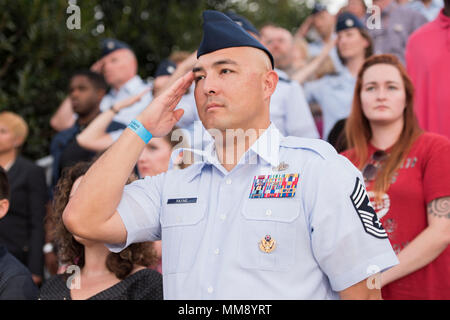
[193,66,204,73]
[192,59,238,73]
[212,59,238,67]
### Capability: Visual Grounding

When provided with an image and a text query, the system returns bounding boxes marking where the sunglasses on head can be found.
[362,150,388,182]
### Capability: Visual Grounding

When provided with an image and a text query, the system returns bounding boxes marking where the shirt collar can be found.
[110,75,143,96]
[172,123,282,182]
[123,75,145,94]
[341,66,355,80]
[248,122,281,168]
[3,159,15,171]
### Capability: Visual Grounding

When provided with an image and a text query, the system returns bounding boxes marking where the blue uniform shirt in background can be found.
[408,0,443,22]
[100,75,152,126]
[271,69,319,139]
[303,66,356,140]
[107,123,398,299]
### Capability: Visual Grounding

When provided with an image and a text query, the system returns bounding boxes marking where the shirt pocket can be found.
[239,198,301,271]
[160,200,207,274]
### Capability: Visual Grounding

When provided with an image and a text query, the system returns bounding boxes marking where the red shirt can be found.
[406,10,450,139]
[342,133,450,299]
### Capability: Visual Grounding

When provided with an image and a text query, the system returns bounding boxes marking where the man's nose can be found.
[70,89,79,98]
[203,75,220,96]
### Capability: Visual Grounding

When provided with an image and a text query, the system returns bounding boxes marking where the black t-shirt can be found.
[38,268,163,300]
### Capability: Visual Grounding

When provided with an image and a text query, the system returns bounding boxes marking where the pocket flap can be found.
[242,199,300,223]
[161,200,206,227]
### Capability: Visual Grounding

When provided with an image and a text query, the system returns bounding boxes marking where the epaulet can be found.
[278,76,291,83]
[280,136,337,160]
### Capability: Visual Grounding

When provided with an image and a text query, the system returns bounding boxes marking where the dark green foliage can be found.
[0,0,311,160]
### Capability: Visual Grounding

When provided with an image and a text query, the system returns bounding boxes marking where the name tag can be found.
[167,197,197,204]
[249,173,299,199]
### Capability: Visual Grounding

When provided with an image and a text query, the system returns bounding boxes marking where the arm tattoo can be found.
[427,197,450,219]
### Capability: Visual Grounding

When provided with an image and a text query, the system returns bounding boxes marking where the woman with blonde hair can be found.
[342,54,450,299]
[0,111,48,286]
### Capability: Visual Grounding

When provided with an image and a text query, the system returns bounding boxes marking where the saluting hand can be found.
[90,58,104,74]
[136,71,194,138]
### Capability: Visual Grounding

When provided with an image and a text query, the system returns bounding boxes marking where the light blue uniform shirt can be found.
[100,75,153,126]
[271,69,319,139]
[108,123,398,299]
[174,69,319,151]
[408,0,443,21]
[303,67,356,140]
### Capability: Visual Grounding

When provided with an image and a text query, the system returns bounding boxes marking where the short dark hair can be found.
[0,167,10,201]
[71,70,108,91]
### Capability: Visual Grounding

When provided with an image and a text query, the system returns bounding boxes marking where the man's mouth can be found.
[206,102,224,111]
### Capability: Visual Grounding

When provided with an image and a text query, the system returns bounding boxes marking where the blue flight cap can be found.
[225,11,260,36]
[311,3,327,15]
[154,59,177,78]
[100,38,131,58]
[197,10,274,69]
[336,12,365,32]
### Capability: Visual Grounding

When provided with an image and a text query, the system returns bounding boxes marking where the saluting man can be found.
[63,11,398,299]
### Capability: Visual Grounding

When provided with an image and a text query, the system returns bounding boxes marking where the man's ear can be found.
[0,199,10,220]
[13,136,24,149]
[97,89,106,102]
[263,70,278,100]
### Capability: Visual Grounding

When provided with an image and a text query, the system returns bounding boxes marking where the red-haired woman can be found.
[341,54,450,300]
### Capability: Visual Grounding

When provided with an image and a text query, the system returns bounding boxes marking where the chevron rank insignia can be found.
[350,177,388,239]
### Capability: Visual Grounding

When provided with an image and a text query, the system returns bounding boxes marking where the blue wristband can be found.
[128,119,153,144]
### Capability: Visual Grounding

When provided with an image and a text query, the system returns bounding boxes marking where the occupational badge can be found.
[272,161,289,172]
[259,235,276,253]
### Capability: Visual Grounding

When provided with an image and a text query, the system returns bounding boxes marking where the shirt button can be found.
[266,209,272,216]
[225,178,232,185]
[176,216,183,223]
[214,248,220,255]
[207,286,214,294]
[220,214,226,221]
